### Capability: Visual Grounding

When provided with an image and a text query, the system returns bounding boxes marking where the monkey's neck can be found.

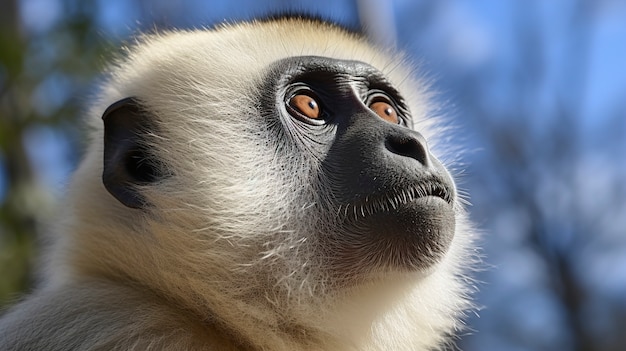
[188,272,452,351]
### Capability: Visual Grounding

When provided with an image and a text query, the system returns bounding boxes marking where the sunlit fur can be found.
[0,18,478,351]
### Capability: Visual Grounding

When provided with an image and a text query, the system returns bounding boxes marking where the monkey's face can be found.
[97,20,460,292]
[259,56,457,275]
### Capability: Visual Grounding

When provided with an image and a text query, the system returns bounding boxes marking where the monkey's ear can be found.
[102,97,160,209]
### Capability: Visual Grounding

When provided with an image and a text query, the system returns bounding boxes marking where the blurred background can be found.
[0,0,625,350]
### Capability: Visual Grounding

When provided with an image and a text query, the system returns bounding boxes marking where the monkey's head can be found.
[60,17,475,350]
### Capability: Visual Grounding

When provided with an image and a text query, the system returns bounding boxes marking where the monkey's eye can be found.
[290,94,320,118]
[286,88,324,123]
[367,93,402,125]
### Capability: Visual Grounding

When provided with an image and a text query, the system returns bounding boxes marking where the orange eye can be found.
[370,101,399,124]
[288,93,321,119]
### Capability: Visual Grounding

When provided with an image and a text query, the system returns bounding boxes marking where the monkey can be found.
[0,16,477,351]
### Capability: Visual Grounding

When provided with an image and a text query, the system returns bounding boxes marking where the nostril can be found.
[385,133,430,166]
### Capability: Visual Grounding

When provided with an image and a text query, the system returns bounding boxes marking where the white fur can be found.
[0,18,477,351]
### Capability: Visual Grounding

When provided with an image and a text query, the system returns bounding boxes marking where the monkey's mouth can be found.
[330,180,456,272]
[339,180,454,218]
[403,181,453,205]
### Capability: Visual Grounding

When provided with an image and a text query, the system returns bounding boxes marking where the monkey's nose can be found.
[384,131,430,167]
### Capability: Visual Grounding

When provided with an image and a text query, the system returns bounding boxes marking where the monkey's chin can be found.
[338,196,456,272]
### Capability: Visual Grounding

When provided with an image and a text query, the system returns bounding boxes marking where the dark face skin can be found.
[264,56,457,274]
